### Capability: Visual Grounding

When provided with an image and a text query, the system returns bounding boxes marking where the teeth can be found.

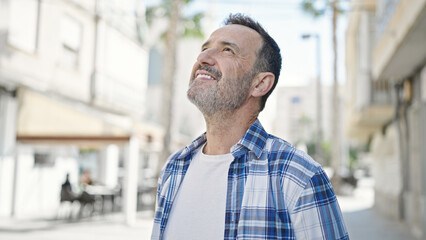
[197,74,214,80]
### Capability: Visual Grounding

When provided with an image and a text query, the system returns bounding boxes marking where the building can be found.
[0,0,155,224]
[345,0,426,238]
[273,81,346,166]
[274,83,317,145]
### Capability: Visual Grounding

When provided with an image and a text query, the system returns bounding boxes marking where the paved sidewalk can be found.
[0,178,418,240]
[0,211,154,240]
[338,178,417,240]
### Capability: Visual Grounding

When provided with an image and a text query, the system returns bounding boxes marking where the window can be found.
[59,15,82,69]
[7,0,40,53]
[34,152,54,167]
[291,96,301,104]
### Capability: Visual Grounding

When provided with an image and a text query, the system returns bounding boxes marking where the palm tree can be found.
[146,0,204,175]
[301,0,343,191]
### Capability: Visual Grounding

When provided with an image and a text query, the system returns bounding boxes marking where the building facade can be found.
[273,82,346,167]
[0,0,154,223]
[345,0,426,238]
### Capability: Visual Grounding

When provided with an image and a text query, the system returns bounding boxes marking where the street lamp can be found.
[301,33,323,165]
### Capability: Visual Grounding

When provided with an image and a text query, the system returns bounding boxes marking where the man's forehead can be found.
[207,24,262,46]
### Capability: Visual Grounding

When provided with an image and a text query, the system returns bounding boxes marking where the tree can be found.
[301,0,344,192]
[146,0,204,175]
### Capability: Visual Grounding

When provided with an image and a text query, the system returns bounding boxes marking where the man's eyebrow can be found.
[201,41,240,52]
[221,41,240,52]
[201,41,210,50]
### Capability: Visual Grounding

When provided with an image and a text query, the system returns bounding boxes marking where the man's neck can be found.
[203,110,257,155]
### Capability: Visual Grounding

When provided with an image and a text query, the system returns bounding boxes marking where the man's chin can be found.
[187,83,212,97]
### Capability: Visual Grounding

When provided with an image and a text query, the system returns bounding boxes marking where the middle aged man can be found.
[151,13,349,240]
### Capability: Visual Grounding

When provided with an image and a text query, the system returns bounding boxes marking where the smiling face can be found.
[187,24,263,116]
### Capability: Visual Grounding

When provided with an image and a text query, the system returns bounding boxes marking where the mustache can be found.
[194,65,222,80]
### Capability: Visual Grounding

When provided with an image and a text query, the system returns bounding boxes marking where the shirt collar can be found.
[177,119,268,160]
[176,133,207,160]
[232,119,268,158]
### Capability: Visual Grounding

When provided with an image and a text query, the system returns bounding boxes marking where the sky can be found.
[145,0,348,87]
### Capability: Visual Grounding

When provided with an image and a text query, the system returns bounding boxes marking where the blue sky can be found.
[145,0,348,87]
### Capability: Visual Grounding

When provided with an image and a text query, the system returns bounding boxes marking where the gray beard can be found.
[187,71,254,116]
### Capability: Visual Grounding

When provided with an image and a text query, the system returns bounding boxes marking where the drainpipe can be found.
[90,0,99,104]
[402,80,411,200]
[394,79,411,221]
[394,80,404,221]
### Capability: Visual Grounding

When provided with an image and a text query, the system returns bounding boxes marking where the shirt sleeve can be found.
[290,169,349,239]
[151,160,170,240]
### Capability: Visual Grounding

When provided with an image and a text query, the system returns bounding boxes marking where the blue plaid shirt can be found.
[152,119,349,239]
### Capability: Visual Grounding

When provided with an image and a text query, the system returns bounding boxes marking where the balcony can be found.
[372,0,426,81]
[345,5,396,142]
[347,79,394,141]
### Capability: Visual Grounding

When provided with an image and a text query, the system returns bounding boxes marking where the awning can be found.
[16,89,132,147]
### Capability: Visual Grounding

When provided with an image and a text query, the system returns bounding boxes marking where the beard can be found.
[187,66,255,116]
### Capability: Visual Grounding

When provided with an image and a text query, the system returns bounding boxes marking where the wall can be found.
[370,123,402,220]
[2,145,79,218]
[0,156,14,216]
[0,0,149,221]
[404,65,426,238]
[94,20,148,115]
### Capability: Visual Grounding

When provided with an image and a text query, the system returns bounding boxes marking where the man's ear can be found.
[251,72,275,97]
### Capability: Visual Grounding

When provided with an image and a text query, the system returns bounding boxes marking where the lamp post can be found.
[301,33,323,165]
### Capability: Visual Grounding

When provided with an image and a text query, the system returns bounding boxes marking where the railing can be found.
[355,77,392,111]
[371,79,392,105]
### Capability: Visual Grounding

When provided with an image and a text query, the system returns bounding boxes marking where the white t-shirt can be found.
[163,145,234,240]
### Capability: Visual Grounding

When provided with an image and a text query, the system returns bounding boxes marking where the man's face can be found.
[187,24,263,116]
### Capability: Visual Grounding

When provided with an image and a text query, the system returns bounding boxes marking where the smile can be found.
[195,70,218,81]
[196,74,215,80]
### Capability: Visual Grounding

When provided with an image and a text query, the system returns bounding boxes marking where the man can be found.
[152,13,349,240]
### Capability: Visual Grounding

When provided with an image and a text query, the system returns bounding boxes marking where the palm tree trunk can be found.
[159,0,183,174]
[331,0,341,192]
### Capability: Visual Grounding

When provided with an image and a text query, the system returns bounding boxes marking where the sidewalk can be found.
[338,178,417,240]
[0,178,418,240]
[0,211,154,240]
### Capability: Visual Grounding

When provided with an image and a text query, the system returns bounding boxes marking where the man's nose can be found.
[197,49,216,66]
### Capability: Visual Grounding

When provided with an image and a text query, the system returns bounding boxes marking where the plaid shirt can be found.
[152,119,349,239]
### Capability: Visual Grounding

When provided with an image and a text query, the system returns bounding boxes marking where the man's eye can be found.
[223,48,234,54]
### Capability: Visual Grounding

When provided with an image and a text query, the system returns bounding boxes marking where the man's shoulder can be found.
[168,146,188,161]
[161,134,206,173]
[263,134,321,181]
[253,134,325,209]
[169,134,206,161]
[264,134,318,163]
